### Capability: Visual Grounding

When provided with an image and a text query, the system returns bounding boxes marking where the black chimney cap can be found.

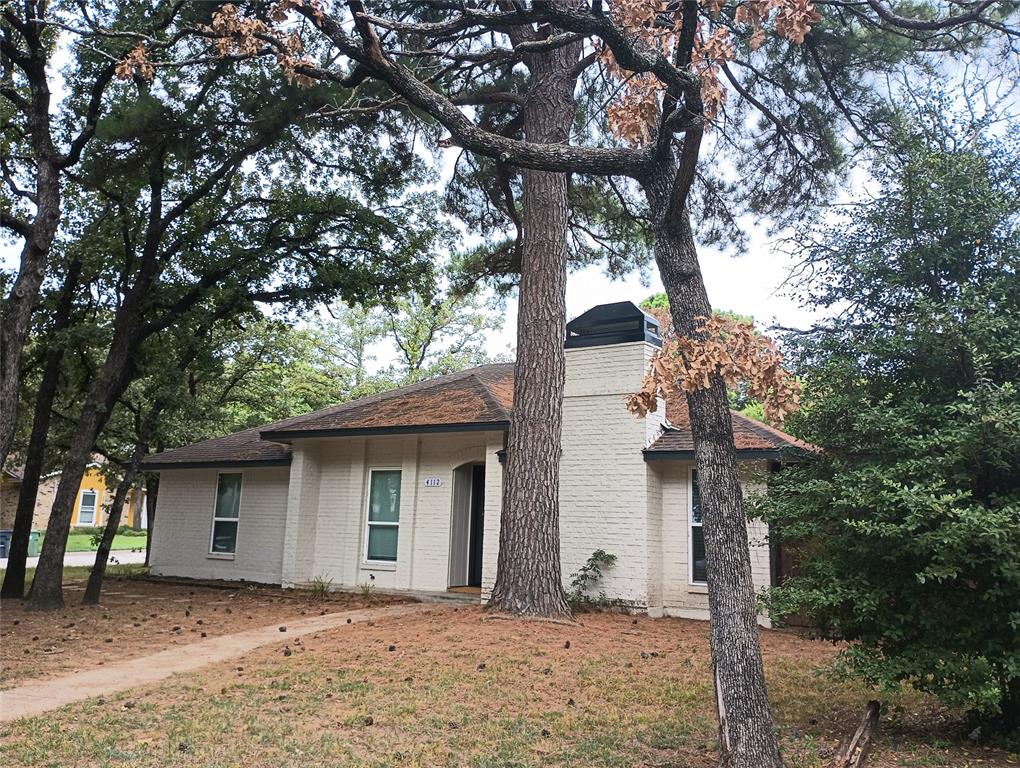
[565,301,662,349]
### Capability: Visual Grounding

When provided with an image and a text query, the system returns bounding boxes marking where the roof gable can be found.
[645,397,814,458]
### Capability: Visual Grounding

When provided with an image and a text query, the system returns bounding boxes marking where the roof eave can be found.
[260,420,511,442]
[141,458,293,471]
[643,447,812,461]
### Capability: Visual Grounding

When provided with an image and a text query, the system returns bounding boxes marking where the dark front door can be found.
[467,464,485,587]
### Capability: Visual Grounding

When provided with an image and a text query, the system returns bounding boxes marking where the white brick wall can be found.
[281,444,323,586]
[149,467,289,584]
[558,341,666,605]
[149,340,773,622]
[480,433,504,599]
[652,460,772,622]
[298,432,501,594]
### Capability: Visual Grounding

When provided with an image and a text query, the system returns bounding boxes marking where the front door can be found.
[467,464,485,587]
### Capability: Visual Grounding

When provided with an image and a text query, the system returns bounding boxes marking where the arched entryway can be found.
[448,462,485,590]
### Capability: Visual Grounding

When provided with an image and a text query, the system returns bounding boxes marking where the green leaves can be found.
[758,107,1020,727]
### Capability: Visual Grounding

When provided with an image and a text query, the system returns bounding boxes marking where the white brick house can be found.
[143,302,806,619]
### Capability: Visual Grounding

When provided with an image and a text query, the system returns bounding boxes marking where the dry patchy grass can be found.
[0,573,406,689]
[1,605,1016,767]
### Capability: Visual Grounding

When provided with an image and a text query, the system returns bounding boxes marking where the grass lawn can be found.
[1,587,1016,768]
[62,530,148,553]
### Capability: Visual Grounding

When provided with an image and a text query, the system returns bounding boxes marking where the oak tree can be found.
[22,13,437,608]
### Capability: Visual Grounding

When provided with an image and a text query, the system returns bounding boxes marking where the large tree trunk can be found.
[27,298,147,610]
[144,472,158,566]
[0,197,58,466]
[647,176,782,767]
[488,26,580,618]
[1,258,82,600]
[0,147,61,469]
[27,395,113,609]
[82,470,135,604]
[1002,676,1020,732]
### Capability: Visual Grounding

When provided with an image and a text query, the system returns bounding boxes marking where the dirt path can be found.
[0,602,437,722]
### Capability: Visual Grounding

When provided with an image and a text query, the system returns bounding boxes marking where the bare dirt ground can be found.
[1,596,1015,768]
[0,574,407,689]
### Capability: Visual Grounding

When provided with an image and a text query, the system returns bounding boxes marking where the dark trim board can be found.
[260,421,510,441]
[643,448,808,461]
[141,458,293,470]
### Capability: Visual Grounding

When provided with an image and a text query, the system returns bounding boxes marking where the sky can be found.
[482,233,817,359]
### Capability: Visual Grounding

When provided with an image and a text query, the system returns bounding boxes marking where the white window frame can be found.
[688,467,707,585]
[209,471,243,557]
[363,467,402,565]
[78,489,98,526]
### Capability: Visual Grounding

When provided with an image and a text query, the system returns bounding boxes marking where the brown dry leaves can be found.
[205,2,318,87]
[115,44,155,81]
[627,314,801,425]
[115,1,324,86]
[602,0,823,145]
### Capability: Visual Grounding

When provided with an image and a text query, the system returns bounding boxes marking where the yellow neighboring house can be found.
[0,460,146,532]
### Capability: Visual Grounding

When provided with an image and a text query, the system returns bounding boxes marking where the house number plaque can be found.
[424,477,442,487]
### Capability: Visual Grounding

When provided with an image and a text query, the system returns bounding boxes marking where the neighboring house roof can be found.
[142,364,515,470]
[3,456,109,481]
[644,398,814,460]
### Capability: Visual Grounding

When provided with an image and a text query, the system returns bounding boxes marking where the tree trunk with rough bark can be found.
[0,106,61,468]
[1002,677,1020,733]
[84,403,159,604]
[144,472,158,566]
[27,384,122,609]
[488,24,581,618]
[27,281,150,609]
[644,169,783,768]
[82,471,134,604]
[1,258,82,600]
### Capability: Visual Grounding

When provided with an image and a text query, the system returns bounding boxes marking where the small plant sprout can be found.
[357,582,376,600]
[308,574,334,600]
[568,550,618,609]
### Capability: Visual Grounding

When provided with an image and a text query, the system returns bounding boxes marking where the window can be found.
[364,469,401,562]
[78,490,98,526]
[690,469,707,584]
[210,473,242,554]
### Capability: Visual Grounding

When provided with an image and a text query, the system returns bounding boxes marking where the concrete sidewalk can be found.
[0,549,146,570]
[1,602,435,722]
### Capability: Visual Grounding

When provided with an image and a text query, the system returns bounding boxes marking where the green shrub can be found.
[568,549,618,609]
[758,114,1020,730]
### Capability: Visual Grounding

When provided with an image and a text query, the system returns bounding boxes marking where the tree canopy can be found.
[757,102,1020,728]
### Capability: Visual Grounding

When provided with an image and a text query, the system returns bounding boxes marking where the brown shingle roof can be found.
[141,424,293,470]
[142,364,514,469]
[260,363,514,439]
[143,361,812,469]
[645,397,814,458]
